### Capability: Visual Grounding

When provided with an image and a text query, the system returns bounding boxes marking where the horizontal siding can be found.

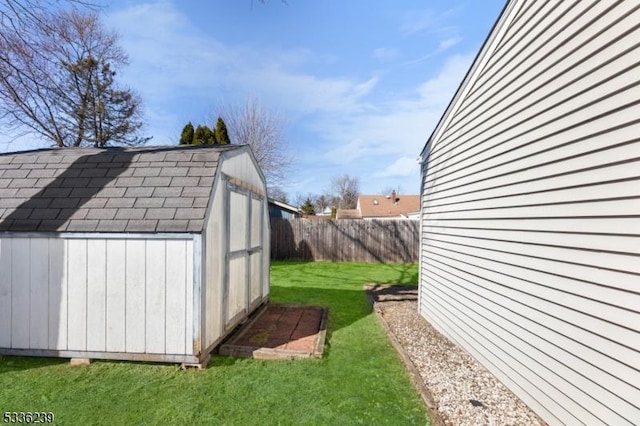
[420,1,640,425]
[0,237,194,359]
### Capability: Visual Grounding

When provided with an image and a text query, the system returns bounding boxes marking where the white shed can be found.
[419,1,640,425]
[0,144,270,367]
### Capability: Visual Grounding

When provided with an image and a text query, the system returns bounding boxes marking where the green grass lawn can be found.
[0,261,429,426]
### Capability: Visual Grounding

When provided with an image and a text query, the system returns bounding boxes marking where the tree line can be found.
[179,117,231,145]
[179,97,293,198]
[272,174,361,215]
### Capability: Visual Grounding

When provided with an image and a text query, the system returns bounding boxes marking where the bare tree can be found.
[329,174,360,209]
[0,4,146,147]
[313,194,332,212]
[268,187,289,203]
[217,96,292,189]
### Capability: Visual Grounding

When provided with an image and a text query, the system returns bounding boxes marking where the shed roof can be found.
[0,144,245,233]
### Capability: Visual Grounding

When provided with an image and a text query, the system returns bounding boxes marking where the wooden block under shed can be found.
[70,358,91,366]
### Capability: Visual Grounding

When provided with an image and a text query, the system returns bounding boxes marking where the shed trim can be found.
[0,232,197,240]
[192,234,203,357]
[0,348,200,364]
[222,172,266,197]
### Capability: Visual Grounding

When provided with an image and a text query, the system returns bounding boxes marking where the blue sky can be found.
[1,0,506,199]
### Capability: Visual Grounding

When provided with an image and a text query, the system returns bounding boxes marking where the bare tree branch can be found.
[0,3,146,147]
[329,174,360,209]
[217,96,293,190]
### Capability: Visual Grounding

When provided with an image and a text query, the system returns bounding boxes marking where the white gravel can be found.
[367,285,547,426]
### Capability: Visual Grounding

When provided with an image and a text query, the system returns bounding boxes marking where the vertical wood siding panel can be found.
[250,253,261,305]
[11,238,30,348]
[185,240,194,355]
[66,239,87,351]
[145,240,166,354]
[250,197,263,305]
[105,240,126,352]
[227,257,246,324]
[203,188,221,350]
[87,240,106,352]
[263,199,270,297]
[125,240,146,353]
[29,239,49,349]
[165,240,187,355]
[49,239,66,350]
[0,239,11,347]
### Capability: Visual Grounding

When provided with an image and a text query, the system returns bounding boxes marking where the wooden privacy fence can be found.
[270,218,419,263]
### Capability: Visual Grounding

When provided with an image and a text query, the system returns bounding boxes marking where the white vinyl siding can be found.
[0,236,195,357]
[419,1,640,425]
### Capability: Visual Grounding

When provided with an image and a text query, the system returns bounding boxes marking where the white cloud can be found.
[400,7,461,35]
[373,47,399,63]
[376,156,420,178]
[104,0,385,147]
[103,1,474,195]
[439,36,462,51]
[321,53,475,162]
[400,9,437,35]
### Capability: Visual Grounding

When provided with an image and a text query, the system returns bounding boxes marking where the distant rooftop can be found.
[0,144,243,233]
[357,194,421,218]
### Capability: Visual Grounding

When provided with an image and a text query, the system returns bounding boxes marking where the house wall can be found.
[419,1,640,425]
[0,235,196,363]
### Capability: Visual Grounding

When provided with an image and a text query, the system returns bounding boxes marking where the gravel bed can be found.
[367,285,547,426]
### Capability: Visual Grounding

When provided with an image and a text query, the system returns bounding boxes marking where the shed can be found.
[419,1,640,425]
[0,144,270,367]
[268,198,302,219]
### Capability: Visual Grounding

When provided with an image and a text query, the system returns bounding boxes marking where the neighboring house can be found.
[316,206,333,216]
[0,144,270,368]
[419,1,640,425]
[268,199,302,219]
[355,192,421,219]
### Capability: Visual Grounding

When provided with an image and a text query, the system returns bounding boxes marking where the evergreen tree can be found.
[203,126,215,144]
[179,122,194,145]
[214,116,231,144]
[193,124,214,145]
[301,198,316,215]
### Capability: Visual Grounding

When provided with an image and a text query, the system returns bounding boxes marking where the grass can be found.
[0,261,429,425]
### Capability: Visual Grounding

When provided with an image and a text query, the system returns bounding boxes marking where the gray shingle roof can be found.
[0,144,242,233]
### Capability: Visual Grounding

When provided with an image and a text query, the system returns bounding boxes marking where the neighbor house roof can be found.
[0,144,244,233]
[357,194,421,218]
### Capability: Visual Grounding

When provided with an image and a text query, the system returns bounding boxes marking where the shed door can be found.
[224,181,265,329]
